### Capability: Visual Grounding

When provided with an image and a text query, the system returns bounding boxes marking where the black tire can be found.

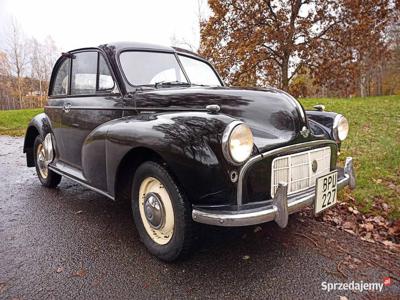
[131,161,194,261]
[33,135,62,188]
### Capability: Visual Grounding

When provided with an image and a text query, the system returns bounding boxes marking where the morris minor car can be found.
[24,42,356,261]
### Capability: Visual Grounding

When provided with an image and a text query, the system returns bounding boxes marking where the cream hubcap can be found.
[139,177,174,245]
[36,134,54,179]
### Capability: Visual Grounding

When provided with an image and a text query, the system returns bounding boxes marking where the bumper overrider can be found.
[192,141,356,228]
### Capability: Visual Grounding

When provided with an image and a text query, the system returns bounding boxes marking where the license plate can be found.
[314,171,338,214]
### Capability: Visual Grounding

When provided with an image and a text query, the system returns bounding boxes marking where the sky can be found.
[0,0,209,52]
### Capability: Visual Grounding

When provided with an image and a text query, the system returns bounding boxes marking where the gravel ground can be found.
[0,136,399,299]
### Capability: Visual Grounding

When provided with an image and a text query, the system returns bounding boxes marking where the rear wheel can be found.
[131,161,194,261]
[34,135,61,188]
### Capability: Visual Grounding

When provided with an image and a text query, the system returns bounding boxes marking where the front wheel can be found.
[131,161,194,261]
[34,135,62,188]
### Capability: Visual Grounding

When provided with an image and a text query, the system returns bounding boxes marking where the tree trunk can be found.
[16,65,23,108]
[377,64,383,96]
[281,56,289,91]
[39,79,43,107]
[360,74,367,97]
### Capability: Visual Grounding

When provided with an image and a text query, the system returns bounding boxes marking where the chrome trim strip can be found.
[45,106,126,111]
[48,165,115,200]
[237,140,337,207]
[192,158,354,227]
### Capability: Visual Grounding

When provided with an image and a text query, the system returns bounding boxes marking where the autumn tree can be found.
[4,18,29,105]
[30,36,58,105]
[0,52,10,76]
[381,7,400,94]
[0,51,13,109]
[314,1,394,97]
[200,0,395,95]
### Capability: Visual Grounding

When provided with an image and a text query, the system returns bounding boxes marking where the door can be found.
[59,50,123,172]
[46,56,71,162]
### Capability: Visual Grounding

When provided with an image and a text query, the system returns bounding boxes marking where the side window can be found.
[98,54,114,91]
[52,58,70,96]
[71,52,97,95]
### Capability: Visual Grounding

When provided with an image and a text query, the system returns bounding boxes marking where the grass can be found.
[0,108,43,136]
[300,96,400,220]
[0,95,399,219]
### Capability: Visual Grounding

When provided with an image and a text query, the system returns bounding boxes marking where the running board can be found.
[48,162,114,200]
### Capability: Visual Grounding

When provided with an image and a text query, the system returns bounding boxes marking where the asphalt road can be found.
[0,136,399,300]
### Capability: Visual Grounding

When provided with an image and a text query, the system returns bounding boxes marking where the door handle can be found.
[63,103,71,113]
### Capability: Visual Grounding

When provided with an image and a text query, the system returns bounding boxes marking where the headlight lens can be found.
[334,115,349,141]
[223,122,254,164]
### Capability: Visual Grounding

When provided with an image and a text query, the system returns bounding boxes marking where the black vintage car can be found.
[24,42,356,261]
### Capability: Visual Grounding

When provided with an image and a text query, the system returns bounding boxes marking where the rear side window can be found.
[50,51,116,96]
[71,52,97,95]
[52,59,70,96]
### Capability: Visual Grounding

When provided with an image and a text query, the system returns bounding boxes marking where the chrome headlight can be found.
[333,114,349,142]
[222,121,254,165]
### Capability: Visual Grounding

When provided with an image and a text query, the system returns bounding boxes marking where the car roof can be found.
[65,41,205,61]
[102,41,175,52]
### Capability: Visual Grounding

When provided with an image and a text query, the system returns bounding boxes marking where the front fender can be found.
[89,112,240,205]
[306,110,340,141]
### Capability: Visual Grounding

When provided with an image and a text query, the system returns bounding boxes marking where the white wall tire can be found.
[131,161,195,261]
[138,177,174,245]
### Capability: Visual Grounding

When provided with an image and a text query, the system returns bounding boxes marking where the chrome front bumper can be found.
[192,156,356,228]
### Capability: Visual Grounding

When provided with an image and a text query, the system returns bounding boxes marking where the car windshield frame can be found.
[118,50,224,88]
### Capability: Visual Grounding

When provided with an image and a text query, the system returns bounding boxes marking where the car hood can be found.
[133,86,307,152]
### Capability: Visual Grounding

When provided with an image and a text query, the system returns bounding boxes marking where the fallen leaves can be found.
[347,206,359,215]
[318,198,400,252]
[0,282,7,294]
[72,269,87,278]
[342,221,356,230]
[382,240,399,249]
[360,223,374,232]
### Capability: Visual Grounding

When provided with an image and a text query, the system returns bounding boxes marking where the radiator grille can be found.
[271,147,331,197]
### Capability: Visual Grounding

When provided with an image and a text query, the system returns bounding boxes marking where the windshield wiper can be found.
[190,83,209,87]
[154,81,191,88]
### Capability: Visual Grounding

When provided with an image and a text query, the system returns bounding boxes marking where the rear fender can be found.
[23,113,53,167]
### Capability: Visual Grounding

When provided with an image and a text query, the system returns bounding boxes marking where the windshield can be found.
[119,51,222,87]
[178,55,221,86]
[120,51,187,86]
